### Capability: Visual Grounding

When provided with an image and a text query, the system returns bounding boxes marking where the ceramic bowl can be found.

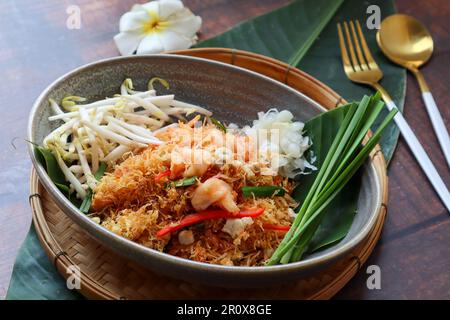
[28,54,382,288]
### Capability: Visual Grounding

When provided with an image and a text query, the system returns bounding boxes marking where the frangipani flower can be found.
[114,0,202,55]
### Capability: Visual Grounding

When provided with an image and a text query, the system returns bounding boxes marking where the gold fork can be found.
[337,20,450,212]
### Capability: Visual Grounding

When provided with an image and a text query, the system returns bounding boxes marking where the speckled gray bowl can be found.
[28,55,382,288]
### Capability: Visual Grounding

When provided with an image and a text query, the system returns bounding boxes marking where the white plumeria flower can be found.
[114,0,202,55]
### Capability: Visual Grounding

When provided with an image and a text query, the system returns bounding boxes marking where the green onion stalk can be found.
[267,93,397,265]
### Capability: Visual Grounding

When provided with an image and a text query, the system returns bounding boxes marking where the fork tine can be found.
[337,23,353,71]
[355,20,377,67]
[343,21,359,71]
[349,21,368,70]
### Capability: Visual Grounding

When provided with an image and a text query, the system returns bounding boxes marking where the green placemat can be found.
[7,0,404,300]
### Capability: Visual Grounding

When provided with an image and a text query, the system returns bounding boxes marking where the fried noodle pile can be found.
[92,118,298,266]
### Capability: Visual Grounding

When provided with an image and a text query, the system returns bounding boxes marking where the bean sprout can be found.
[43,78,212,200]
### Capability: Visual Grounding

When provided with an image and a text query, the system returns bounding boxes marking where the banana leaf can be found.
[34,146,70,197]
[34,146,82,207]
[6,226,83,300]
[198,0,344,66]
[197,0,405,162]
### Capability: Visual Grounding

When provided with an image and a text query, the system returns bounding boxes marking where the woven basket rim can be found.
[29,47,388,299]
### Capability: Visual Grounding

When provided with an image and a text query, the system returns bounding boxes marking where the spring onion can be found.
[173,176,198,187]
[210,117,227,133]
[79,162,108,214]
[242,186,285,198]
[267,93,397,265]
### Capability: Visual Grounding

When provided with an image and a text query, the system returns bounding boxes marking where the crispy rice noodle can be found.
[93,119,298,266]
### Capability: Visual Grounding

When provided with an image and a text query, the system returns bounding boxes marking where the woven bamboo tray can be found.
[30,48,388,300]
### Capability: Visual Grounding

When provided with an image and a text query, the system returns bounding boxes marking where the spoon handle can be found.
[384,100,450,212]
[422,92,450,168]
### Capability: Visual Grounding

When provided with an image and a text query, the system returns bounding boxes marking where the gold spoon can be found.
[377,14,450,167]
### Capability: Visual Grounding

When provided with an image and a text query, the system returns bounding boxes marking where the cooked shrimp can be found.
[191,177,239,213]
[170,147,212,178]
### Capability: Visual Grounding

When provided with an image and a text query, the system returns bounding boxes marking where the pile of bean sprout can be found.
[43,78,212,200]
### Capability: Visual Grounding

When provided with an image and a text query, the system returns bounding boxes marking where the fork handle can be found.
[385,100,450,212]
[422,92,450,168]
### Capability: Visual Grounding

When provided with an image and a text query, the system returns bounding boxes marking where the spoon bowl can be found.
[377,14,433,70]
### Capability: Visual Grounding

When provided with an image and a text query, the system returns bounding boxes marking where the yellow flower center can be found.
[142,10,170,34]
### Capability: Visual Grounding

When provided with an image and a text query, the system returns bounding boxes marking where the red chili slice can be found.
[156,208,264,238]
[154,169,171,183]
[263,223,291,232]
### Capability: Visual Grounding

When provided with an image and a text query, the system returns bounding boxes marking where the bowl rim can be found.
[28,53,382,275]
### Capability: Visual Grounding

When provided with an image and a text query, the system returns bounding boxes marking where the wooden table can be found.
[0,0,448,300]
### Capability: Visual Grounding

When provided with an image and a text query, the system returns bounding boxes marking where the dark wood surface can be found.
[0,0,448,300]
